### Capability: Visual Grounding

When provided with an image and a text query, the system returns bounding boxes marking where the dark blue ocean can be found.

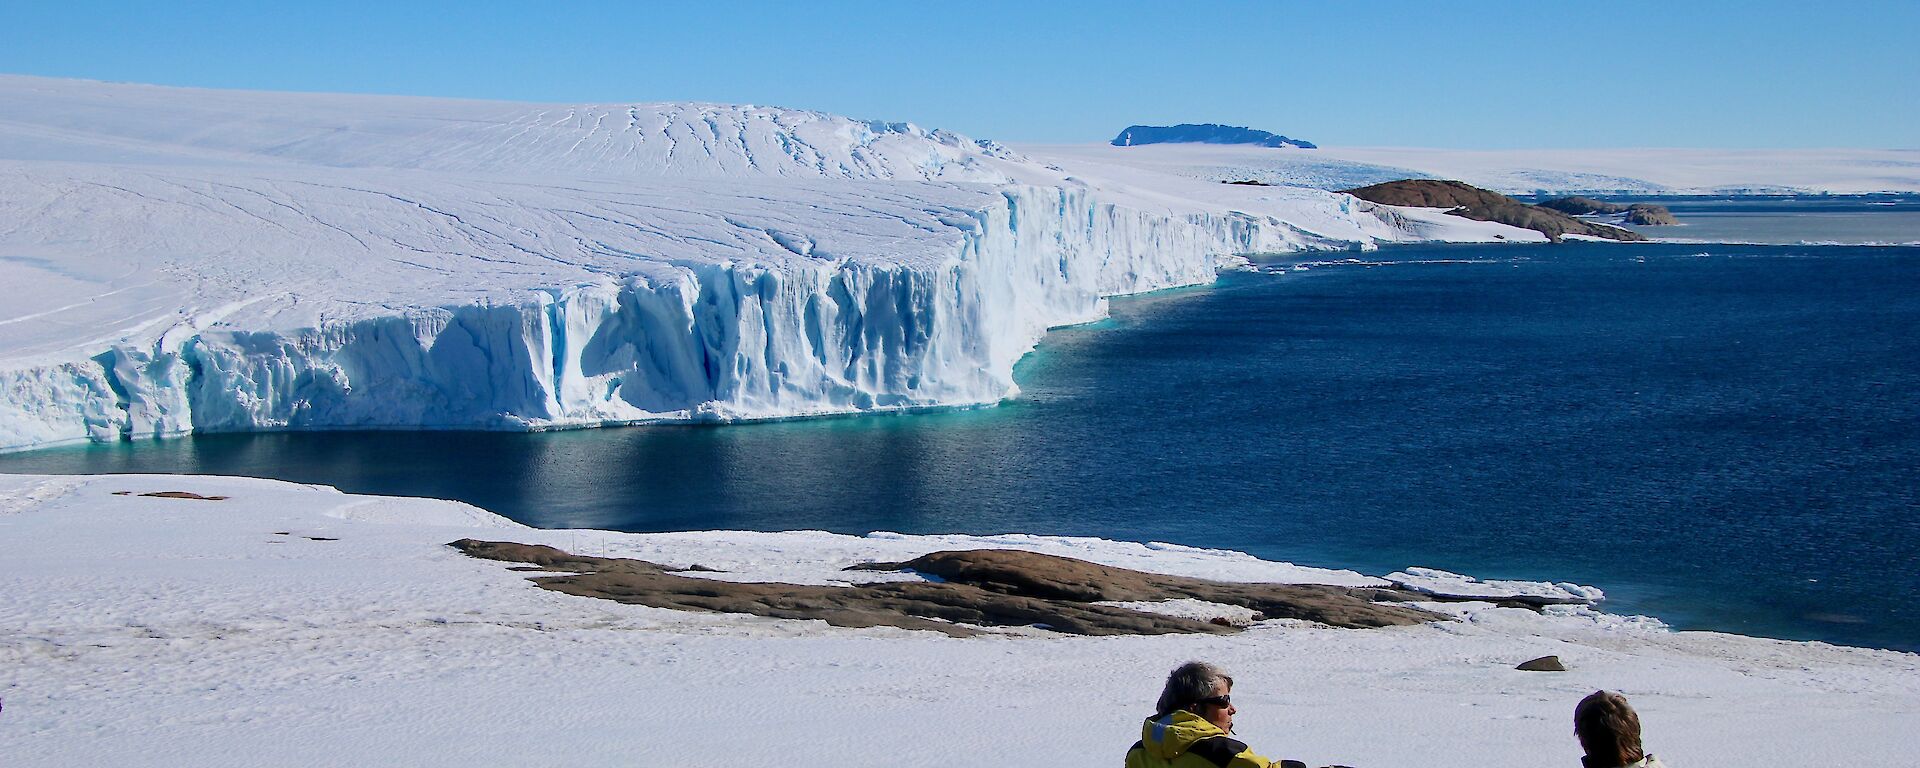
[4,201,1916,651]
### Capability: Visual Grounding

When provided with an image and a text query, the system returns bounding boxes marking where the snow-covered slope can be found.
[0,76,1531,451]
[5,474,1917,767]
[1022,142,1920,195]
[1313,146,1920,195]
[0,76,1024,181]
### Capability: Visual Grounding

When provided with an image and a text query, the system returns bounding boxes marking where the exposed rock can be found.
[450,540,1443,637]
[1516,655,1567,672]
[113,490,229,500]
[876,549,1437,628]
[1624,204,1679,225]
[1341,180,1646,242]
[1538,196,1678,226]
[1537,196,1628,215]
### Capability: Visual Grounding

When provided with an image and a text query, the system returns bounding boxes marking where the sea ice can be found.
[1387,566,1605,605]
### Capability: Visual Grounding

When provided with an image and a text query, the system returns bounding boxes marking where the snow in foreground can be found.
[3,474,1915,767]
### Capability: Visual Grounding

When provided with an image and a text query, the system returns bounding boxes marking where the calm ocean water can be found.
[1609,193,1918,245]
[4,201,1916,651]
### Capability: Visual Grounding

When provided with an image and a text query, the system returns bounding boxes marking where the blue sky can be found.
[4,1,1915,148]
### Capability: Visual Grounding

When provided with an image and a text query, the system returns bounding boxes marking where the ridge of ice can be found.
[1387,566,1605,605]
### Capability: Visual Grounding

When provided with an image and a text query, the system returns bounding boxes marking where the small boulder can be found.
[1516,655,1567,672]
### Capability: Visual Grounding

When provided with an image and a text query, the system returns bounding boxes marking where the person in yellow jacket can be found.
[1125,661,1305,768]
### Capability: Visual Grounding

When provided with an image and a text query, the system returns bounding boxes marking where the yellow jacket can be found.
[1124,710,1291,768]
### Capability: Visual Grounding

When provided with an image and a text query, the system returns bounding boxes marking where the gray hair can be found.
[1156,661,1233,716]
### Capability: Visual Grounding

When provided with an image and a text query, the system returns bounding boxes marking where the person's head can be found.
[1574,690,1645,767]
[1156,661,1237,733]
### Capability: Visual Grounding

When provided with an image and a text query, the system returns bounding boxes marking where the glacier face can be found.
[0,76,1530,452]
[0,180,1244,449]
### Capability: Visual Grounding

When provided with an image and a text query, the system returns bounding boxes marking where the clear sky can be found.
[4,0,1915,148]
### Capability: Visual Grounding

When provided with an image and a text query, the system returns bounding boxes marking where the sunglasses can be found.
[1194,694,1232,709]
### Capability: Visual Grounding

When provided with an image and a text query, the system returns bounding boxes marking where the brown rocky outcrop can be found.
[1538,197,1679,226]
[1623,204,1679,225]
[1536,196,1629,215]
[1536,194,1674,224]
[872,549,1435,627]
[110,490,229,500]
[449,540,1443,637]
[1342,180,1646,242]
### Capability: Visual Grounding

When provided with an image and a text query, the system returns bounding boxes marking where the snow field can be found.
[1018,143,1920,195]
[2,474,1916,767]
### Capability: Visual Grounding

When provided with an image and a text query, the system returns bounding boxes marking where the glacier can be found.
[0,76,1533,451]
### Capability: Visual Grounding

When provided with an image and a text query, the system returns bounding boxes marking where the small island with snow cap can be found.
[1112,123,1316,149]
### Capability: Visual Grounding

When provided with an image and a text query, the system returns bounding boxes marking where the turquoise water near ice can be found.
[4,208,1916,652]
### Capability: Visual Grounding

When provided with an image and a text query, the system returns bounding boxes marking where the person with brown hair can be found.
[1574,690,1667,768]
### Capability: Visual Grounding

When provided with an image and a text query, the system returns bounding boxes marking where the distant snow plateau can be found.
[1017,143,1920,196]
[0,76,1528,451]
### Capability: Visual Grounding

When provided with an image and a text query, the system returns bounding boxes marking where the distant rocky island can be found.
[1112,123,1316,149]
[1536,196,1679,225]
[1341,180,1647,242]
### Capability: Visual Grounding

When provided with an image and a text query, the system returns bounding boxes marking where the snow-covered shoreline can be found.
[3,473,1916,767]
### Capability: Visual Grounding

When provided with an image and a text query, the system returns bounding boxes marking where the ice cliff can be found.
[0,76,1527,451]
